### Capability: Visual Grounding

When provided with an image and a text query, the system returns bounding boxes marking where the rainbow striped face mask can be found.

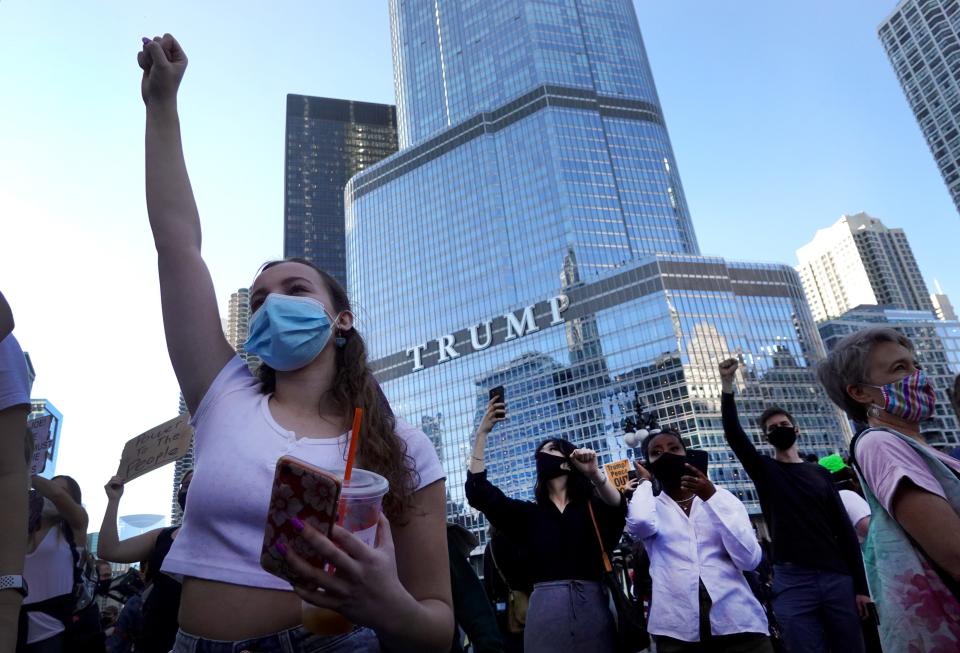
[867,369,936,423]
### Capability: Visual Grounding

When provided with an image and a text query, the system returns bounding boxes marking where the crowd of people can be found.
[0,32,958,653]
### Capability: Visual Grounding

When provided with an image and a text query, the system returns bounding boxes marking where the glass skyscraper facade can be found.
[879,0,960,216]
[347,0,849,544]
[820,306,960,449]
[284,95,398,287]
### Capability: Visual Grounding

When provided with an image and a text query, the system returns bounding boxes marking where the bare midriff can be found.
[177,577,303,640]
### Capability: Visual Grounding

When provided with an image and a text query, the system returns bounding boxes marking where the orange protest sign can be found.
[604,459,632,491]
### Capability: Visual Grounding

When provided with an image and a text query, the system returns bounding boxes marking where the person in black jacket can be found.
[718,358,869,653]
[465,396,625,653]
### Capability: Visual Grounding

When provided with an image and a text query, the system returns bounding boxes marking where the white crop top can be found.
[161,355,445,590]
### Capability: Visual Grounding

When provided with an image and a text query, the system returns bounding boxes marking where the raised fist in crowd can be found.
[138,34,187,106]
[718,358,739,392]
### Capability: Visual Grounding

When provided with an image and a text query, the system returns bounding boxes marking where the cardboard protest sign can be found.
[29,414,53,475]
[604,459,632,492]
[117,415,194,482]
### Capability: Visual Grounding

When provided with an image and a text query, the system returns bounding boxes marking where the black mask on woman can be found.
[767,426,798,451]
[648,452,688,489]
[535,451,570,480]
[177,490,188,512]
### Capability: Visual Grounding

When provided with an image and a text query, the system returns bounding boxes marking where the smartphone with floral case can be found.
[260,455,341,586]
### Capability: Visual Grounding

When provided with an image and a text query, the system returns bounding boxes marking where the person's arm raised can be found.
[719,358,763,479]
[32,475,88,538]
[97,476,163,563]
[140,34,233,414]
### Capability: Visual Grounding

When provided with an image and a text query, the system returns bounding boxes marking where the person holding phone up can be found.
[138,34,452,652]
[465,393,626,653]
[626,429,773,653]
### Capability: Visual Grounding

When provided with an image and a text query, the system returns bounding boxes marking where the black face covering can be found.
[96,579,112,597]
[648,452,688,489]
[177,490,188,512]
[535,451,570,480]
[767,425,798,451]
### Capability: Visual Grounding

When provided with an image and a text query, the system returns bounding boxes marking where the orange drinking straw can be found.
[344,407,363,484]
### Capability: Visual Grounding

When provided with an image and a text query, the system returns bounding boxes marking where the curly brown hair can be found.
[255,258,418,523]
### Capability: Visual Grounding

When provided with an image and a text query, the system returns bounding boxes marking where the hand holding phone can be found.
[489,386,506,418]
[261,456,342,586]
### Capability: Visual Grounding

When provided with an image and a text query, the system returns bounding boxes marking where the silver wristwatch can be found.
[0,575,28,597]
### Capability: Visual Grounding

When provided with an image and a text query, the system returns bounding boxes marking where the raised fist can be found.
[138,34,187,106]
[104,475,125,501]
[718,358,739,379]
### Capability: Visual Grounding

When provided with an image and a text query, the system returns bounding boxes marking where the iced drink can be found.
[301,468,388,635]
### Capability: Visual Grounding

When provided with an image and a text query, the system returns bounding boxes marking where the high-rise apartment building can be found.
[345,0,850,543]
[796,212,934,322]
[820,305,960,448]
[879,0,960,215]
[172,288,258,523]
[284,95,398,287]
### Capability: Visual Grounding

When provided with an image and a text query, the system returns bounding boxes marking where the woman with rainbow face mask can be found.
[819,327,960,651]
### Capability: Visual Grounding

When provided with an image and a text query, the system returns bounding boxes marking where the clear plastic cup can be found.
[301,468,389,635]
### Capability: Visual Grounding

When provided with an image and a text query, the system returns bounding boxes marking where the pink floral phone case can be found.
[260,455,341,586]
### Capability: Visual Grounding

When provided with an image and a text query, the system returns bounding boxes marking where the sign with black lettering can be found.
[29,415,53,475]
[117,415,193,482]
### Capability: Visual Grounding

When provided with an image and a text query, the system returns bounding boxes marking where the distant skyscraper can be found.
[820,305,960,447]
[932,280,958,321]
[346,0,850,543]
[796,212,934,322]
[284,95,398,287]
[29,399,63,479]
[879,1,960,214]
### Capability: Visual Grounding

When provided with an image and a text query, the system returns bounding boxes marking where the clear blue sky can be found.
[2,0,957,525]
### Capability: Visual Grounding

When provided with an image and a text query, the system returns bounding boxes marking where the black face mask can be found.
[96,579,112,597]
[535,451,570,480]
[767,426,798,451]
[647,452,688,489]
[177,490,187,512]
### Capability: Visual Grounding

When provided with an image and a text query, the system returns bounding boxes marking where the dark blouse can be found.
[465,470,626,584]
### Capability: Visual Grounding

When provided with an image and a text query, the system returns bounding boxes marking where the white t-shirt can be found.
[162,355,444,590]
[839,489,871,539]
[23,527,74,643]
[0,334,30,411]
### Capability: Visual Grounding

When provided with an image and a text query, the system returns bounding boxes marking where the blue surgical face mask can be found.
[244,294,337,371]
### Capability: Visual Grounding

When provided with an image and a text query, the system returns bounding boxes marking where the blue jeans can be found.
[771,565,864,653]
[171,626,380,653]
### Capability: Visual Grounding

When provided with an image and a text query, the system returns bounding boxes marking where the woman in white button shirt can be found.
[626,429,773,653]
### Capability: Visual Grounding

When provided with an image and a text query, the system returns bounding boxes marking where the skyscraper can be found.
[346,0,849,543]
[879,0,960,215]
[284,95,398,287]
[820,305,960,448]
[932,280,958,320]
[796,212,934,322]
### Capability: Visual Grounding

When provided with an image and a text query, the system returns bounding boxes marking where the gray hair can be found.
[817,327,915,422]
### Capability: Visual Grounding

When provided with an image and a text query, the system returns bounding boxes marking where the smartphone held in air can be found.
[489,385,506,417]
[686,449,709,475]
[261,456,342,586]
